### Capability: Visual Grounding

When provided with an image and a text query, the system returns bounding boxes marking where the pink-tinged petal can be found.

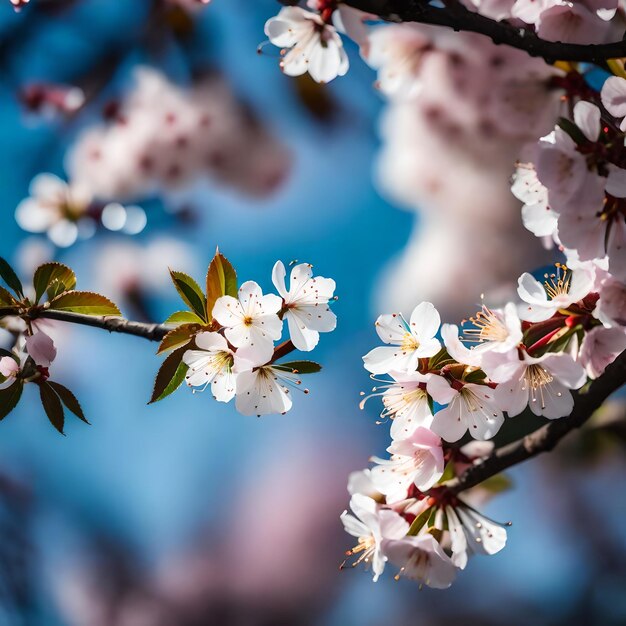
[481,351,523,384]
[580,326,626,378]
[521,201,559,238]
[0,357,19,378]
[605,166,626,198]
[601,76,626,118]
[567,267,595,303]
[528,379,573,419]
[426,375,457,405]
[431,402,467,443]
[542,353,586,389]
[494,374,529,417]
[408,301,440,341]
[25,331,56,367]
[573,101,601,141]
[271,260,288,300]
[378,509,410,540]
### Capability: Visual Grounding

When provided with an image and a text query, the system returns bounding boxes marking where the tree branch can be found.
[330,0,626,63]
[446,350,626,494]
[0,308,171,342]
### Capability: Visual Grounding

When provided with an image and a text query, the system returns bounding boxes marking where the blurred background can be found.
[0,1,624,625]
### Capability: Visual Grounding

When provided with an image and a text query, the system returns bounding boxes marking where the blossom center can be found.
[463,305,509,344]
[543,263,571,301]
[401,333,419,351]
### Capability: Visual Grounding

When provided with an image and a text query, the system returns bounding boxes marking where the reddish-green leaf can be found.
[39,382,65,434]
[0,382,23,421]
[169,270,207,321]
[33,262,76,303]
[149,346,189,404]
[0,257,23,297]
[274,360,322,374]
[0,286,18,308]
[164,310,206,325]
[47,381,88,424]
[157,324,201,354]
[206,251,237,319]
[49,291,121,316]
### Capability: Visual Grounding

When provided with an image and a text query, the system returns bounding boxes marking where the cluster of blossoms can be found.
[512,73,626,333]
[15,174,147,248]
[464,0,624,44]
[341,255,625,586]
[165,257,337,416]
[67,67,290,203]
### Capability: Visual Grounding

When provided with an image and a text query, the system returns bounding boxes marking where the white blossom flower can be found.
[24,331,57,367]
[271,260,336,352]
[446,503,508,570]
[579,326,626,379]
[212,281,283,365]
[441,303,522,368]
[370,427,444,501]
[594,275,626,327]
[360,370,453,440]
[347,468,380,498]
[483,350,586,419]
[183,332,254,403]
[264,6,349,84]
[340,494,409,582]
[383,533,457,588]
[430,381,504,443]
[363,302,441,375]
[234,363,307,416]
[15,174,93,248]
[517,265,595,322]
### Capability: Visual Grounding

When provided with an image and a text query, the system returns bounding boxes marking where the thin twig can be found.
[446,350,626,494]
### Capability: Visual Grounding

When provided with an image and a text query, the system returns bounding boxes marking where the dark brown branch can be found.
[314,0,626,63]
[0,308,170,342]
[446,350,626,494]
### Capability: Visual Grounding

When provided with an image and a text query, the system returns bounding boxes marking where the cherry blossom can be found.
[271,261,336,352]
[601,76,626,131]
[264,6,349,84]
[15,174,93,248]
[594,276,626,327]
[579,326,626,379]
[360,370,453,440]
[183,332,254,403]
[370,427,444,501]
[340,494,409,582]
[212,282,283,365]
[430,381,504,442]
[384,533,457,588]
[441,303,522,368]
[483,350,586,419]
[517,265,594,322]
[362,302,441,375]
[234,364,303,417]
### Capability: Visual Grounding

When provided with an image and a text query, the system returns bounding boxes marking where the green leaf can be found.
[437,460,456,484]
[0,286,18,307]
[407,506,434,536]
[480,473,513,494]
[0,382,23,421]
[274,360,322,374]
[49,291,121,316]
[149,346,189,403]
[169,270,207,321]
[39,382,65,434]
[557,117,587,145]
[33,262,76,303]
[206,251,237,319]
[157,324,202,354]
[164,310,206,325]
[0,257,23,297]
[47,381,88,424]
[464,368,487,384]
